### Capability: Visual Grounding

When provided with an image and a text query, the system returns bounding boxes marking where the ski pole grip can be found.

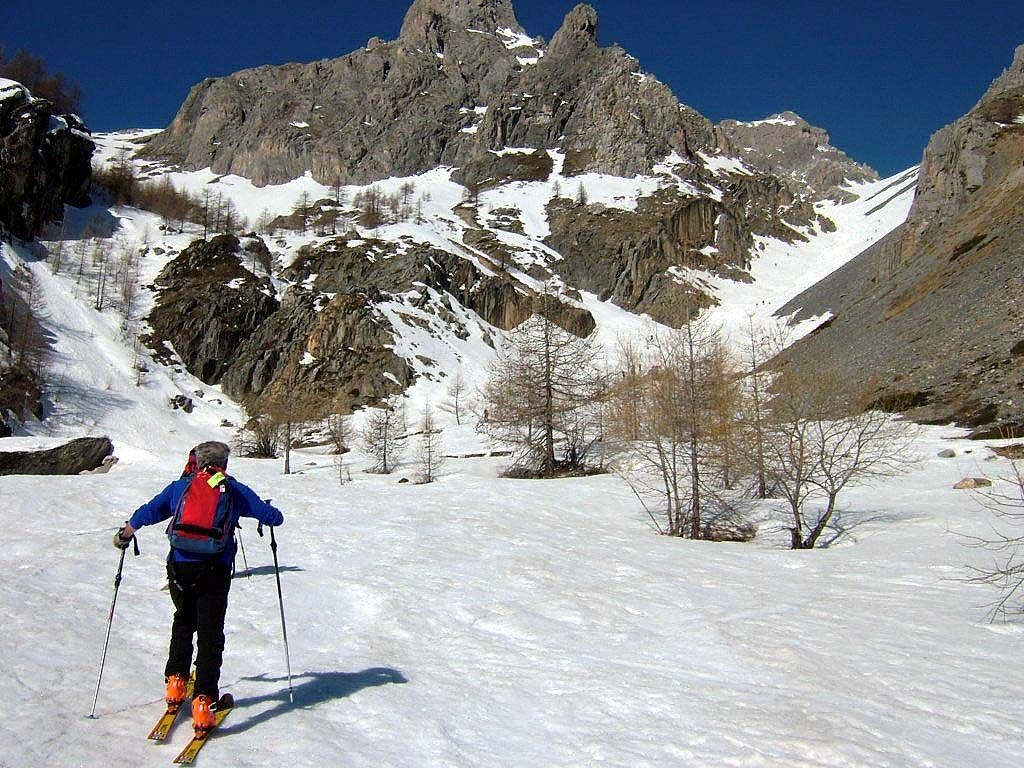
[257,522,264,537]
[123,520,140,556]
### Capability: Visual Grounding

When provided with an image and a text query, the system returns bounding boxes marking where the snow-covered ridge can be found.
[0,77,29,100]
[736,114,801,127]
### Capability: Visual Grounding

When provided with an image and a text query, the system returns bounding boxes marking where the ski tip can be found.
[218,693,234,709]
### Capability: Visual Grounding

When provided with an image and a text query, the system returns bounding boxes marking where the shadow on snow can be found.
[232,565,304,579]
[223,668,408,734]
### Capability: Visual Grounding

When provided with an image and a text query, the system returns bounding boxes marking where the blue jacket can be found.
[129,475,284,566]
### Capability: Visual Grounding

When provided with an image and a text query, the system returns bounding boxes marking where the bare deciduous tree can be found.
[234,414,281,459]
[361,394,407,474]
[447,367,466,426]
[293,192,312,235]
[765,370,918,549]
[416,401,444,484]
[479,302,607,478]
[325,399,353,485]
[965,459,1024,620]
[609,320,749,539]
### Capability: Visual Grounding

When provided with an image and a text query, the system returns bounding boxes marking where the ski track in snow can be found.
[1,139,1021,766]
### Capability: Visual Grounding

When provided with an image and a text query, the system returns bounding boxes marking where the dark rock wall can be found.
[144,235,280,384]
[0,82,93,241]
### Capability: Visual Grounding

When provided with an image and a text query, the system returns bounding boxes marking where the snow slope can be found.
[88,131,919,373]
[1,409,1022,766]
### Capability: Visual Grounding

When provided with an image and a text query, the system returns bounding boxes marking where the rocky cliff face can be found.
[778,46,1024,435]
[145,235,280,384]
[0,79,93,241]
[140,1,717,186]
[150,230,597,412]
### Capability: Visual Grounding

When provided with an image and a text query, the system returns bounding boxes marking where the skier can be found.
[113,440,284,732]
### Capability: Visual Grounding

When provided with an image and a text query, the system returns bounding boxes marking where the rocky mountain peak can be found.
[1013,42,1024,68]
[548,4,599,57]
[717,110,877,199]
[399,0,522,43]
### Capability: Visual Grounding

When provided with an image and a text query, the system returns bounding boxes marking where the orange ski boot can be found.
[165,674,188,705]
[192,694,216,733]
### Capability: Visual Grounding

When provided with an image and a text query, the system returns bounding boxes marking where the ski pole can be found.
[259,522,294,703]
[88,528,139,718]
[237,523,251,579]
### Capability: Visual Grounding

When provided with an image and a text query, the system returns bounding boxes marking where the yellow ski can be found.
[148,675,195,741]
[172,694,233,765]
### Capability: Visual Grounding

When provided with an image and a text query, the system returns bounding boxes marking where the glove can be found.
[112,527,132,550]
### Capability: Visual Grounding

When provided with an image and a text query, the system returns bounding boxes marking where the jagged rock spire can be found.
[548,4,598,57]
[399,0,522,42]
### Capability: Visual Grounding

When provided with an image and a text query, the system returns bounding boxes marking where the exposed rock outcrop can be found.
[0,79,93,241]
[132,0,893,411]
[545,174,814,326]
[777,46,1024,435]
[144,234,280,383]
[717,111,877,200]
[149,232,596,413]
[0,436,113,476]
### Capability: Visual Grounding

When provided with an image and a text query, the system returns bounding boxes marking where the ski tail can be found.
[172,693,233,764]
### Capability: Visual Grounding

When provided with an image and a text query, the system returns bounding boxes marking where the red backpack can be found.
[166,470,233,555]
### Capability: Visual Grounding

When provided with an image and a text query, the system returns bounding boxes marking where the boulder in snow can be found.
[953,477,993,490]
[0,436,114,476]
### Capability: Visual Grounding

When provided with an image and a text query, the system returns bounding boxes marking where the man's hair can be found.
[193,441,231,470]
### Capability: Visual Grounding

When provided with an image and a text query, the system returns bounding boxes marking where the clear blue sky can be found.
[4,0,1023,176]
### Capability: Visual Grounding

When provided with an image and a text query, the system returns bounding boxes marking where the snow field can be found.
[1,429,1022,767]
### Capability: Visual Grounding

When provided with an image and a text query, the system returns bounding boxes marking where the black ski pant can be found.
[165,559,232,700]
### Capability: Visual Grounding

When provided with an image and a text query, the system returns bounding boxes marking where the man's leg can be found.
[193,562,232,700]
[165,562,199,680]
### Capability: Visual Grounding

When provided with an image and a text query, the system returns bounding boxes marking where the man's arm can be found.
[124,481,180,535]
[231,480,285,527]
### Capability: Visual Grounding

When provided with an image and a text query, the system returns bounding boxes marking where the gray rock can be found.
[215,232,597,414]
[81,455,120,475]
[0,79,93,240]
[144,234,280,384]
[717,111,878,200]
[0,436,114,476]
[169,395,194,413]
[953,477,993,490]
[139,1,715,186]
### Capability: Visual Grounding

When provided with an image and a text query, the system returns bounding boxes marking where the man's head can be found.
[193,441,231,471]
